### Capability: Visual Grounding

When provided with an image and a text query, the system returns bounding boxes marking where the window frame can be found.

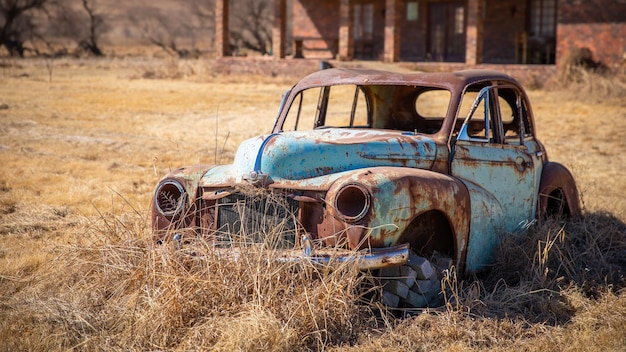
[457,84,532,145]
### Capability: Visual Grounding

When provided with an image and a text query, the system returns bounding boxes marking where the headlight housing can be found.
[334,183,370,222]
[154,180,186,218]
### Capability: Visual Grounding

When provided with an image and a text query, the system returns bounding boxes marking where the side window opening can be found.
[457,84,533,146]
[497,86,533,145]
[457,86,496,142]
[414,89,451,120]
[412,88,450,134]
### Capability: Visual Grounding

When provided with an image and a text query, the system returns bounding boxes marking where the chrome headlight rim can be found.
[334,183,371,223]
[154,180,186,218]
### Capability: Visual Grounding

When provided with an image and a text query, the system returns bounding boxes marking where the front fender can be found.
[151,164,216,242]
[326,167,470,265]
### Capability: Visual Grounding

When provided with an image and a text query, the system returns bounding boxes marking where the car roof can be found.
[291,68,520,92]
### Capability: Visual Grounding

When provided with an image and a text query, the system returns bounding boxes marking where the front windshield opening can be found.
[282,85,369,131]
[281,84,450,135]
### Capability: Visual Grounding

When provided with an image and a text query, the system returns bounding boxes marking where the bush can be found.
[552,47,626,101]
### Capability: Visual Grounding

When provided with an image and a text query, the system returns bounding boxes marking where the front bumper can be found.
[168,233,412,270]
[274,242,410,270]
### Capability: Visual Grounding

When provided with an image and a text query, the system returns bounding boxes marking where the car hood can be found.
[200,129,437,188]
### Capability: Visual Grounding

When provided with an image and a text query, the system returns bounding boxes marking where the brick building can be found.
[215,0,626,70]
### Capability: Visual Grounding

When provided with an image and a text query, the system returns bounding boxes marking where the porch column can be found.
[384,0,401,62]
[272,0,287,58]
[466,0,484,65]
[338,0,354,60]
[215,0,229,57]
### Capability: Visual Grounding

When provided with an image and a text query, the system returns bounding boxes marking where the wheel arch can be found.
[393,184,471,273]
[538,162,581,219]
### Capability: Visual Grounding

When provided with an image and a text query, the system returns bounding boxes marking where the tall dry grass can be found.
[448,215,626,323]
[1,207,624,351]
[0,205,376,351]
[548,47,626,102]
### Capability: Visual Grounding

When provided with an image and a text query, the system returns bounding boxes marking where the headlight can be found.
[334,183,370,222]
[154,180,186,218]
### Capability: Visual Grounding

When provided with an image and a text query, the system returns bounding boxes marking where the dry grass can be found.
[1,58,625,351]
[548,47,626,103]
[0,212,371,351]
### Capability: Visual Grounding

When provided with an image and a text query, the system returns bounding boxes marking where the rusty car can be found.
[151,68,580,308]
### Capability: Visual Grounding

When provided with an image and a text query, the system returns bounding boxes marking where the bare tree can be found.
[0,0,49,56]
[130,0,214,58]
[77,0,105,56]
[132,8,190,57]
[46,0,109,57]
[229,0,272,55]
[125,0,272,58]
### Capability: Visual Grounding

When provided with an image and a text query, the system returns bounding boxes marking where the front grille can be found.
[216,191,299,247]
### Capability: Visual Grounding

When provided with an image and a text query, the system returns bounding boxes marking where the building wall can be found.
[293,0,340,58]
[556,0,626,69]
[289,0,626,69]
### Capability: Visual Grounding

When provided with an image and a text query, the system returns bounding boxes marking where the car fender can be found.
[152,164,216,241]
[325,166,471,266]
[538,161,581,218]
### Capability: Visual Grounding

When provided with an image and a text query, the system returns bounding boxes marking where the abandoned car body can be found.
[151,68,580,308]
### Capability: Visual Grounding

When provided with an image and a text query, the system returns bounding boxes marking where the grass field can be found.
[0,57,625,351]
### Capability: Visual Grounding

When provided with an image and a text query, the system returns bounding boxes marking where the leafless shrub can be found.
[130,56,187,79]
[228,0,273,56]
[75,0,107,56]
[549,47,626,101]
[129,1,213,58]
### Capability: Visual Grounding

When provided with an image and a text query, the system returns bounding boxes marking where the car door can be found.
[451,85,538,272]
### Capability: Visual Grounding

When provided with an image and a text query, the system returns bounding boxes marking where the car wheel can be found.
[379,251,453,309]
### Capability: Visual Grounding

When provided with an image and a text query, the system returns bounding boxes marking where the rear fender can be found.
[538,161,581,219]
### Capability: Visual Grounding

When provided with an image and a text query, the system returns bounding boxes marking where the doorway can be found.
[427,2,466,62]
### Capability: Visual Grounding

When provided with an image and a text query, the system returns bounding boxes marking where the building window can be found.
[354,4,362,39]
[354,3,374,40]
[454,6,464,34]
[407,2,418,21]
[362,3,374,40]
[530,0,555,37]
